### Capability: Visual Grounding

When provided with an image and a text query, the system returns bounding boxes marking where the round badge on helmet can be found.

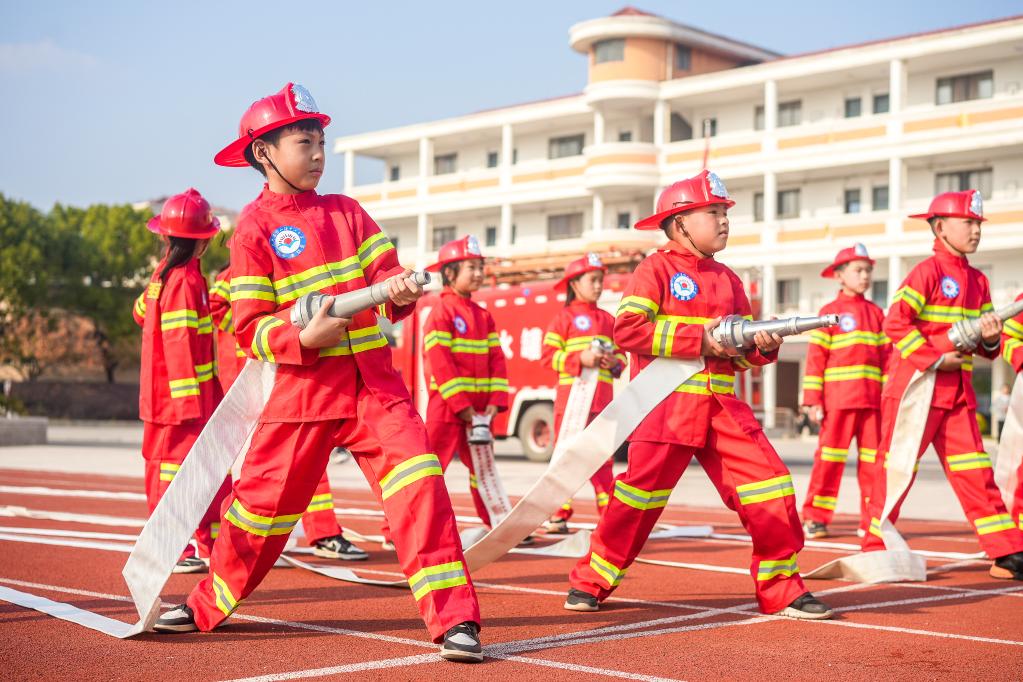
[670,272,699,302]
[839,314,857,332]
[291,84,319,113]
[270,226,307,260]
[453,315,468,334]
[969,191,983,218]
[573,315,592,331]
[586,253,603,268]
[707,172,729,199]
[466,235,481,256]
[940,275,960,299]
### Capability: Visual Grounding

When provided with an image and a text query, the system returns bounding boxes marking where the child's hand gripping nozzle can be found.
[289,271,432,329]
[947,299,1023,352]
[712,314,841,352]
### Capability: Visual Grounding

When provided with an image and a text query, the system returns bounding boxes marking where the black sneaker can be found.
[776,592,833,620]
[313,535,369,561]
[563,588,599,612]
[153,604,198,633]
[991,551,1023,580]
[517,535,535,547]
[802,521,829,539]
[172,556,208,574]
[543,518,570,535]
[440,621,483,662]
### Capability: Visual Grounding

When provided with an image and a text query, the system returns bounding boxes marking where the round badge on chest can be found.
[453,315,468,334]
[839,314,857,332]
[573,315,592,331]
[670,272,699,302]
[270,226,306,259]
[940,275,960,299]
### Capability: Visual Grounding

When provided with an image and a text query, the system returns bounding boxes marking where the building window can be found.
[670,113,692,141]
[844,97,862,118]
[872,185,889,211]
[511,223,517,244]
[485,225,497,247]
[432,226,455,250]
[778,101,802,127]
[486,151,499,168]
[753,192,764,222]
[754,105,765,131]
[675,44,691,70]
[844,188,862,214]
[617,211,631,230]
[433,153,457,175]
[776,278,801,310]
[389,165,400,182]
[936,70,993,105]
[594,38,625,64]
[871,280,889,308]
[701,118,717,137]
[936,168,992,197]
[778,189,800,218]
[512,148,518,164]
[873,93,890,114]
[618,130,633,142]
[547,213,584,241]
[549,134,585,159]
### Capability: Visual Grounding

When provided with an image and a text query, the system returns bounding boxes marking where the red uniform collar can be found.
[442,287,473,302]
[254,184,321,212]
[661,239,715,267]
[932,238,969,266]
[567,300,598,311]
[836,290,866,302]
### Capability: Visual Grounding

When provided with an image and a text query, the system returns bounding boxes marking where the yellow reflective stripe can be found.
[133,294,146,318]
[820,446,848,463]
[543,331,565,348]
[655,314,712,325]
[168,376,199,398]
[159,462,180,482]
[895,329,926,358]
[757,553,799,580]
[357,231,395,271]
[469,473,478,489]
[252,316,285,363]
[859,447,877,463]
[1004,318,1023,339]
[823,364,883,382]
[272,257,364,304]
[974,513,1015,535]
[895,286,925,313]
[590,552,626,587]
[224,499,302,537]
[347,324,388,353]
[811,496,837,510]
[552,349,568,373]
[488,332,500,348]
[435,376,508,398]
[451,338,491,354]
[425,330,453,350]
[306,492,334,513]
[617,295,659,319]
[230,275,275,302]
[209,280,231,301]
[869,517,884,538]
[197,315,213,335]
[808,330,831,348]
[1004,338,1023,363]
[613,480,672,510]
[210,521,220,539]
[736,475,795,505]
[946,451,992,472]
[733,356,754,370]
[160,308,199,331]
[919,304,980,323]
[673,372,735,396]
[653,318,678,356]
[380,454,443,500]
[212,572,239,616]
[407,561,468,601]
[802,375,824,391]
[218,307,235,333]
[596,492,610,507]
[195,362,215,384]
[827,330,888,350]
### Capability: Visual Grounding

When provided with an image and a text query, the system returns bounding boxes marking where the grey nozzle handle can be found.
[712,313,841,351]
[290,271,431,329]
[947,298,1023,352]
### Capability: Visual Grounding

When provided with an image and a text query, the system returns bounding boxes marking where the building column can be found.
[592,192,604,235]
[888,58,906,118]
[593,110,605,146]
[343,150,354,194]
[418,137,433,197]
[888,256,902,299]
[499,203,513,248]
[501,123,513,188]
[416,213,429,269]
[653,99,668,147]
[887,156,904,236]
[763,79,778,154]
[761,262,777,430]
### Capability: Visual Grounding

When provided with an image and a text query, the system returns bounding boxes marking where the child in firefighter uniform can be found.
[1000,293,1023,560]
[423,235,510,528]
[541,253,627,533]
[133,188,231,574]
[155,83,483,662]
[209,263,369,562]
[800,244,890,539]
[565,170,833,619]
[860,190,1023,580]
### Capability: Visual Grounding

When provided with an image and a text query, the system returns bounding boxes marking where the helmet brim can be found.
[634,198,736,230]
[146,215,221,239]
[214,112,332,168]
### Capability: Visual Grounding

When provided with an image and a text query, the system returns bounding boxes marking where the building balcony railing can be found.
[583,141,660,189]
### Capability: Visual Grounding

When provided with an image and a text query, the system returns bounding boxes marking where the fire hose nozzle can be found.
[290,271,431,329]
[712,313,841,351]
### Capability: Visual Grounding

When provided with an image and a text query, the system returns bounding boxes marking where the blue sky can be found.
[1,1,1018,211]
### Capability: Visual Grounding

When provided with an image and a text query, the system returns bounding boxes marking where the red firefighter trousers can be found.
[862,400,1023,558]
[569,400,808,615]
[552,411,613,522]
[801,408,880,527]
[186,387,480,642]
[431,420,494,528]
[142,421,231,559]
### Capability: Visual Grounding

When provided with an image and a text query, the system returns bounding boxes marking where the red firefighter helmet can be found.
[635,170,736,230]
[214,83,332,168]
[146,188,220,239]
[908,190,986,223]
[820,242,875,278]
[555,252,607,291]
[426,235,484,272]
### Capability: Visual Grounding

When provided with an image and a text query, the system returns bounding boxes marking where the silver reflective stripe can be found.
[380,459,442,496]
[409,568,465,594]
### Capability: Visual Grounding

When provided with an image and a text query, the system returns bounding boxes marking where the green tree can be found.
[0,194,52,373]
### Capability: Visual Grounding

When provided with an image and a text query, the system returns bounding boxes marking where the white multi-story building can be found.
[334,7,1023,427]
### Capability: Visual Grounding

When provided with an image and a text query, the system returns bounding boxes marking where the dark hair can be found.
[243,119,325,177]
[565,284,577,305]
[660,214,679,237]
[441,262,462,287]
[833,262,848,274]
[159,237,199,282]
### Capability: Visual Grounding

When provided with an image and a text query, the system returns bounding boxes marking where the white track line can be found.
[0,532,133,553]
[0,485,145,501]
[0,526,139,542]
[221,654,444,681]
[0,506,146,527]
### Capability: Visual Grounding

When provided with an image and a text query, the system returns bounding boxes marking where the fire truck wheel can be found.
[517,403,555,462]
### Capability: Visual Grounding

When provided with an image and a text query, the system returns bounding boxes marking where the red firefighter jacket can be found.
[424,289,509,424]
[208,265,247,392]
[228,186,413,423]
[1002,292,1023,373]
[133,258,221,424]
[615,241,776,447]
[801,291,891,411]
[883,240,998,410]
[542,300,626,418]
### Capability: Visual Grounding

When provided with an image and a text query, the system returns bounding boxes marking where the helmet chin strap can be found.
[256,144,305,194]
[675,216,712,258]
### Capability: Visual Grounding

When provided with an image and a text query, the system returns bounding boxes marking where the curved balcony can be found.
[583,142,660,190]
[583,79,661,108]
